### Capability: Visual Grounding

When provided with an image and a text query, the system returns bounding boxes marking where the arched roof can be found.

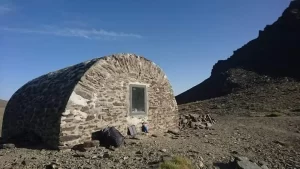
[4,58,99,118]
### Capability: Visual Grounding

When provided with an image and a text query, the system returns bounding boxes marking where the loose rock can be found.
[45,162,60,169]
[189,114,200,121]
[261,165,269,169]
[180,113,216,129]
[161,155,172,162]
[167,129,180,135]
[199,161,204,168]
[103,152,110,158]
[206,122,213,128]
[235,156,261,169]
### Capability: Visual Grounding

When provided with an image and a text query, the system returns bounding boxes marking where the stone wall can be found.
[59,54,179,147]
[2,59,99,148]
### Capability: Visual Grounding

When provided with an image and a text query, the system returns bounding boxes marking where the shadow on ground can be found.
[213,162,235,169]
[0,131,56,150]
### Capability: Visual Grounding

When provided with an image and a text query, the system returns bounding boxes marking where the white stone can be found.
[199,161,204,168]
[62,110,70,116]
[74,116,82,121]
[61,121,67,126]
[68,91,88,106]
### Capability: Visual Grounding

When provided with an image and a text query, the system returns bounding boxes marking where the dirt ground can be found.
[0,114,299,169]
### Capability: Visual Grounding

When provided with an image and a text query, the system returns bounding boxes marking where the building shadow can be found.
[1,131,56,150]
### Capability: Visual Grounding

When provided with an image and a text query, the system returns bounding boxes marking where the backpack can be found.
[98,127,124,148]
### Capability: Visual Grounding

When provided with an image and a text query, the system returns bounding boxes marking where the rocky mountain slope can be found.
[178,69,300,117]
[0,99,7,108]
[176,0,300,105]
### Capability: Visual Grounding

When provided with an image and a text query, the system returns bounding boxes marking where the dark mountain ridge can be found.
[176,0,300,105]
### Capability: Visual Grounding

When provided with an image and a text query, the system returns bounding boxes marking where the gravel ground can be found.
[1,115,299,169]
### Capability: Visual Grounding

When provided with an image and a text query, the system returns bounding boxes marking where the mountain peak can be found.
[176,1,300,104]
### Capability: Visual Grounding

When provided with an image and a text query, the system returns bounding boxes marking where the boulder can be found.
[235,156,261,169]
[190,122,202,128]
[206,122,213,128]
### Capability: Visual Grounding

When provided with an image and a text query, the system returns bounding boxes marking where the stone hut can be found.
[2,53,178,149]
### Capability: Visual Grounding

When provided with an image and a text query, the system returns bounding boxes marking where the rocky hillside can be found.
[178,69,300,117]
[0,99,7,108]
[0,99,7,136]
[176,0,300,105]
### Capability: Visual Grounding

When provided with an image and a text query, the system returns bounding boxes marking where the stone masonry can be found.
[2,53,179,149]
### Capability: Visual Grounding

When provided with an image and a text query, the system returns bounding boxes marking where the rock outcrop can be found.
[179,114,216,129]
[176,0,300,105]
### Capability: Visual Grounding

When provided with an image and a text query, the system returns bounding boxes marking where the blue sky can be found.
[0,0,290,100]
